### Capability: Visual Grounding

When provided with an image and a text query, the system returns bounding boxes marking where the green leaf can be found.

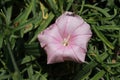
[0,75,11,80]
[0,33,3,48]
[66,0,74,11]
[14,0,34,23]
[99,52,109,61]
[79,0,85,15]
[12,72,22,80]
[97,25,120,30]
[58,0,64,13]
[19,56,36,65]
[33,72,41,80]
[40,73,48,80]
[6,40,19,72]
[5,6,12,25]
[73,62,97,80]
[106,62,120,67]
[84,4,111,17]
[12,13,42,33]
[27,65,33,80]
[119,30,120,46]
[90,70,105,80]
[81,70,92,80]
[92,25,114,49]
[29,12,54,44]
[45,0,58,14]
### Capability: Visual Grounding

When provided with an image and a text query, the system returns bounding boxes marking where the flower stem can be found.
[6,39,21,80]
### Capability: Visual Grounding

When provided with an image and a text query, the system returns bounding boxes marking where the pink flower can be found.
[38,11,92,64]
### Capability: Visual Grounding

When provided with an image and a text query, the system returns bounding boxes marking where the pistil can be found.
[62,35,70,46]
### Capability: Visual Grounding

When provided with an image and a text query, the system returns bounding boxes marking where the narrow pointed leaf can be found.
[92,26,114,49]
[90,70,105,80]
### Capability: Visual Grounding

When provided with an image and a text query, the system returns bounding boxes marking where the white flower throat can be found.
[62,35,70,46]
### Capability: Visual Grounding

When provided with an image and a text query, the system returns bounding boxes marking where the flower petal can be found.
[72,22,92,36]
[38,24,62,47]
[62,46,77,62]
[65,15,84,35]
[55,11,84,37]
[72,45,86,62]
[70,35,92,51]
[45,43,64,64]
[63,45,86,63]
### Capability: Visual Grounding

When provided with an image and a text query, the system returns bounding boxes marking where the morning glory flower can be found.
[38,11,92,64]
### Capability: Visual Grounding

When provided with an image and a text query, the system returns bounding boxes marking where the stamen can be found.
[62,35,70,46]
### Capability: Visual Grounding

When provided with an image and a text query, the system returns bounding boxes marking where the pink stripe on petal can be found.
[45,44,64,64]
[75,48,86,62]
[70,45,86,63]
[72,22,92,36]
[70,35,92,51]
[38,24,63,47]
[65,16,84,34]
[62,46,78,62]
[38,33,60,48]
[63,45,86,63]
[44,24,63,42]
[55,14,68,38]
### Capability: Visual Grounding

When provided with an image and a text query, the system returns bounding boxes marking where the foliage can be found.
[0,0,120,80]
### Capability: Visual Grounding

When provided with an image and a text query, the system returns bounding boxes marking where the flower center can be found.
[62,35,70,46]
